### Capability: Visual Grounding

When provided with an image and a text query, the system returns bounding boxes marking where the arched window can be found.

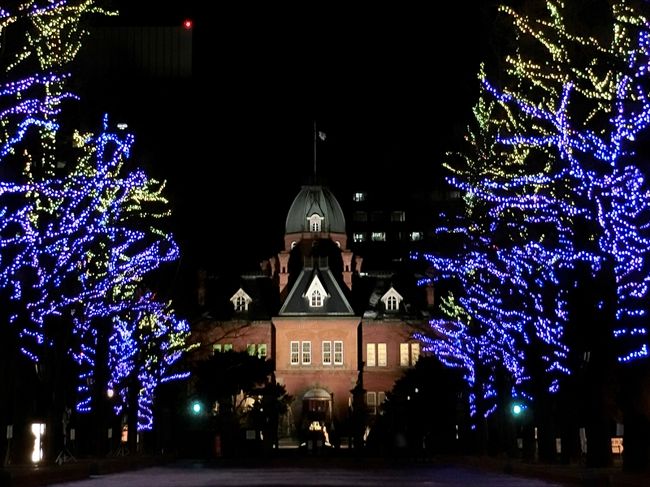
[235,295,247,312]
[386,295,398,311]
[307,213,324,233]
[311,289,323,307]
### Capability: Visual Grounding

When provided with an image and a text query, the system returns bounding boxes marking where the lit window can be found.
[390,211,406,222]
[353,192,367,202]
[353,211,367,222]
[353,232,366,243]
[366,343,376,367]
[371,232,386,242]
[386,295,398,311]
[223,344,233,352]
[409,231,424,241]
[258,343,267,358]
[291,341,299,365]
[302,341,311,364]
[400,343,409,366]
[213,344,222,354]
[366,392,377,415]
[334,341,343,365]
[311,289,323,307]
[323,341,332,365]
[400,343,420,366]
[247,344,256,356]
[411,343,420,364]
[378,343,387,366]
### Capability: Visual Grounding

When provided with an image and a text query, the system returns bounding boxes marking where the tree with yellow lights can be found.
[0,1,193,457]
[418,0,650,466]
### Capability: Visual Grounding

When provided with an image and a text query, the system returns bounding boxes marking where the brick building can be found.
[192,184,432,440]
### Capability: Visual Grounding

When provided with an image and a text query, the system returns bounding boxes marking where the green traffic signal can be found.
[191,401,202,414]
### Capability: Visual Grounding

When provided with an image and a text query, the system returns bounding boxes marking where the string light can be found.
[415,0,650,423]
[0,2,192,431]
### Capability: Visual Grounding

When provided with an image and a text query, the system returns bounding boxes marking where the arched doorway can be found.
[302,388,332,428]
[302,388,333,447]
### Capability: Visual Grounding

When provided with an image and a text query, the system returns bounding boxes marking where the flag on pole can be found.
[318,131,327,141]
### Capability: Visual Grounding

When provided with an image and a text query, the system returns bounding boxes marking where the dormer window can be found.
[307,213,324,232]
[229,288,252,312]
[304,274,329,309]
[235,296,247,311]
[311,289,323,307]
[380,286,403,313]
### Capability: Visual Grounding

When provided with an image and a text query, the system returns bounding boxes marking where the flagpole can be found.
[313,121,317,183]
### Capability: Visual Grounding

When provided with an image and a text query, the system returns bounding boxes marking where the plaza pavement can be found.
[1,452,650,486]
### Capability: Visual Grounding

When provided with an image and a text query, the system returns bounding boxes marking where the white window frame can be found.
[371,231,386,242]
[334,341,343,365]
[367,391,377,415]
[386,295,398,311]
[307,213,324,233]
[322,341,332,365]
[378,391,386,407]
[311,289,322,307]
[378,343,387,366]
[302,341,311,365]
[291,341,300,365]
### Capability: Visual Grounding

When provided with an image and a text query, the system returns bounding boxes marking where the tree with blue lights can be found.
[0,2,192,457]
[417,0,650,465]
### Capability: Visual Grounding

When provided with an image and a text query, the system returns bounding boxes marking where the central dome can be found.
[285,185,346,235]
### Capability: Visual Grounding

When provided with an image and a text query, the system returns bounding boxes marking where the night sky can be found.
[93,1,498,276]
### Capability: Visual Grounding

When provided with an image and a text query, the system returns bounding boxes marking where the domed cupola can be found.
[278,185,353,294]
[285,185,346,235]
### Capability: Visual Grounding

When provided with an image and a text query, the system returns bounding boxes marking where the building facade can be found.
[192,184,432,441]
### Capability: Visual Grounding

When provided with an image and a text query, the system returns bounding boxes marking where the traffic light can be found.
[190,400,203,415]
[511,403,524,416]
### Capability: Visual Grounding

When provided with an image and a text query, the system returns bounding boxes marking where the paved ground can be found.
[5,454,650,486]
[46,463,565,487]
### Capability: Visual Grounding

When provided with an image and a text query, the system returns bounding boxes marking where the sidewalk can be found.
[454,455,650,487]
[0,455,173,487]
[2,452,650,487]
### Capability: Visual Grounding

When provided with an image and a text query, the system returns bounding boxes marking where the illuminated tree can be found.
[417,1,650,462]
[107,294,193,432]
[0,1,192,443]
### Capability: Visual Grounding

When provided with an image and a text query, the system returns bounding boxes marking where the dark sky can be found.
[97,1,497,275]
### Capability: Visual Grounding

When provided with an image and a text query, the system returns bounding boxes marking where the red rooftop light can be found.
[183,19,193,30]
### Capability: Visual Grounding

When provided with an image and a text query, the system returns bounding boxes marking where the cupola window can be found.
[307,213,324,232]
